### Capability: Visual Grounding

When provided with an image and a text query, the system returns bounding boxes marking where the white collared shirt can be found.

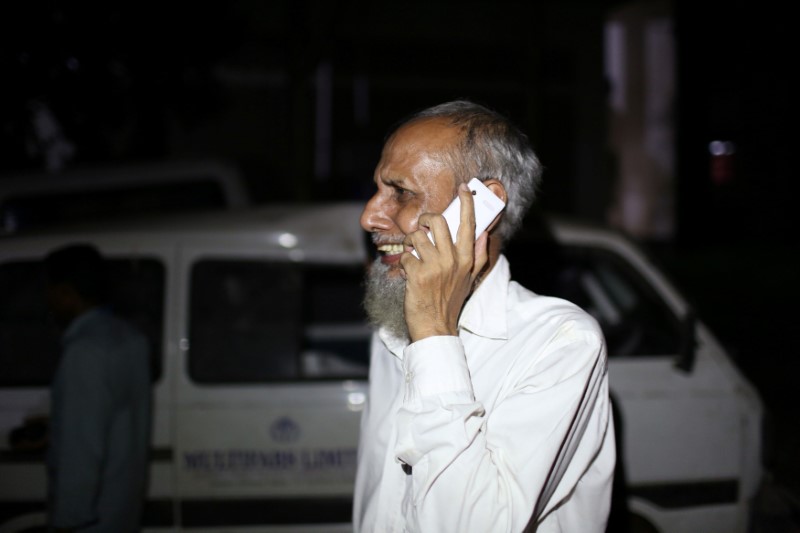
[354,255,615,532]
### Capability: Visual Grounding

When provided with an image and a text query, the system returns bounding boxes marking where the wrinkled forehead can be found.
[384,118,462,157]
[379,118,467,180]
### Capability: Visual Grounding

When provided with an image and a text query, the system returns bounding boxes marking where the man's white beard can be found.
[363,259,409,341]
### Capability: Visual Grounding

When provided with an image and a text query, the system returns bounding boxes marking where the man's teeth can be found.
[378,244,405,255]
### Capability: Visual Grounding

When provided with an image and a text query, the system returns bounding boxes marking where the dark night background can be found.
[1,0,797,524]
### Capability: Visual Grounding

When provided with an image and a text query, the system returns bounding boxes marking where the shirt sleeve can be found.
[50,339,114,529]
[393,326,613,533]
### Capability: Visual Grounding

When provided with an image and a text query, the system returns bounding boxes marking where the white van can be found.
[0,204,762,532]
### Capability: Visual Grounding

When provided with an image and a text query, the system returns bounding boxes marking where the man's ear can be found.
[482,179,507,203]
[482,179,507,233]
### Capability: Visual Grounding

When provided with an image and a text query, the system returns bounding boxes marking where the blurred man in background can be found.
[45,244,151,533]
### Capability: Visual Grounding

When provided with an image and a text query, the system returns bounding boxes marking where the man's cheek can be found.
[402,202,429,235]
[397,206,422,234]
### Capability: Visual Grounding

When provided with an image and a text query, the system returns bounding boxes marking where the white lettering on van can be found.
[183,447,355,474]
[301,448,357,470]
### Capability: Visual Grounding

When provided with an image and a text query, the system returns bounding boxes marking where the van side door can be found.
[173,246,369,530]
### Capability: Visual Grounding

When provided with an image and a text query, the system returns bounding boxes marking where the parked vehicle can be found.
[0,159,251,234]
[0,204,762,532]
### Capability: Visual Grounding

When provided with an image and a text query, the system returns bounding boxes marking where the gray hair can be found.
[393,100,542,243]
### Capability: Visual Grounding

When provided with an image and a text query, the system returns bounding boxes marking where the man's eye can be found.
[392,186,413,199]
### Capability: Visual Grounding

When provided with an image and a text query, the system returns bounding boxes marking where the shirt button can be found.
[405,371,413,383]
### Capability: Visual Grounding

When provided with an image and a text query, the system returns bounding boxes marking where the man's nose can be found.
[360,194,392,233]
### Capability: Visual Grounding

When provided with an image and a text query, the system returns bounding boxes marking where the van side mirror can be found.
[675,309,697,373]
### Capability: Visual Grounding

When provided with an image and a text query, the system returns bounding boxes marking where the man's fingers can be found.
[402,226,435,260]
[457,183,476,242]
[456,183,476,258]
[411,185,480,264]
[417,212,451,248]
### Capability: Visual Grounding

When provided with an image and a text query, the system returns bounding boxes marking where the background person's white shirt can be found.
[354,255,615,532]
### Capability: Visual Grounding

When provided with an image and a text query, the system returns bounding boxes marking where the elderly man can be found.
[354,101,615,532]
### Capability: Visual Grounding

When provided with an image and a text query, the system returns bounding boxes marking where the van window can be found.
[508,245,681,357]
[188,260,370,384]
[0,258,165,386]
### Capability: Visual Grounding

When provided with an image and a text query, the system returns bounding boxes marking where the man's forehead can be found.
[378,119,460,174]
[387,117,461,149]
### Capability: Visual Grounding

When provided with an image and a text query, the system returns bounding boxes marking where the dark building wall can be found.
[674,0,793,246]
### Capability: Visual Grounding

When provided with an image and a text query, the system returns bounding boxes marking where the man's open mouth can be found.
[377,243,404,256]
[375,242,406,266]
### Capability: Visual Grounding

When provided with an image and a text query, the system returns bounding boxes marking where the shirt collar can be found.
[458,254,510,340]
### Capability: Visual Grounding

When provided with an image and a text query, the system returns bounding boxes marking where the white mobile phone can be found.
[411,178,505,259]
